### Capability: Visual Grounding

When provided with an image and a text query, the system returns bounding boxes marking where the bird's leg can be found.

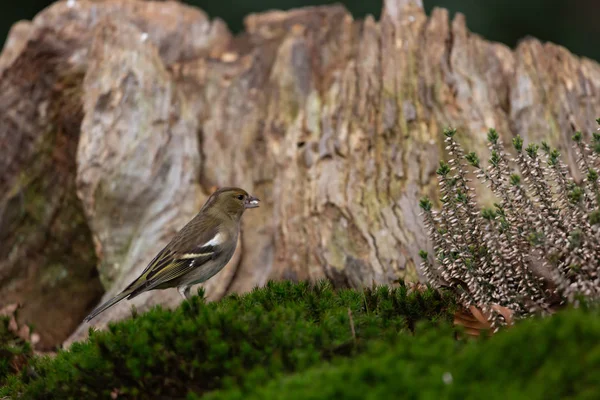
[177,285,192,300]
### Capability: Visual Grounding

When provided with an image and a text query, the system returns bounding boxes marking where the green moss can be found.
[0,280,456,399]
[206,305,600,400]
[0,315,33,386]
[3,281,597,400]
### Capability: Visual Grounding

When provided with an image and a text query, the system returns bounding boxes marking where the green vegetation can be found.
[0,280,456,399]
[206,304,600,400]
[0,313,33,386]
[2,281,597,399]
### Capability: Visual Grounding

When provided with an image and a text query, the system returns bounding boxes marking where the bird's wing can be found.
[126,250,216,299]
[134,215,223,282]
[125,224,226,299]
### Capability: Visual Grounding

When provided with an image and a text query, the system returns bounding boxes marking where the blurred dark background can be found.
[1,0,599,62]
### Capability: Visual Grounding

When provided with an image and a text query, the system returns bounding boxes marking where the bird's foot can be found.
[177,285,192,300]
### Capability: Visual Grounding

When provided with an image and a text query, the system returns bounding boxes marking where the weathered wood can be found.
[0,28,103,349]
[0,0,598,347]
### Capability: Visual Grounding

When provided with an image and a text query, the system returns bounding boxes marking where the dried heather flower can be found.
[420,121,600,328]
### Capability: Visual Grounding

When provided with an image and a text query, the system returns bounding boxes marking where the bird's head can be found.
[202,187,260,219]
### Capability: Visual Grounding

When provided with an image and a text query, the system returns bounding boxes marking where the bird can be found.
[83,187,260,322]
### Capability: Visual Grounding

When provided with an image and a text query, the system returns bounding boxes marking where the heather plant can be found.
[419,119,600,329]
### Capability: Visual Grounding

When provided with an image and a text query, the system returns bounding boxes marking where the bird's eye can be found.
[236,195,245,200]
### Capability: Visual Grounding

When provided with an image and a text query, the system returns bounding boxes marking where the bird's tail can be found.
[83,289,133,323]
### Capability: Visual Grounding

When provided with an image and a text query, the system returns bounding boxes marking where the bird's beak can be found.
[245,195,260,209]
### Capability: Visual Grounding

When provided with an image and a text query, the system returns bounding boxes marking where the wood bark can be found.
[0,0,598,347]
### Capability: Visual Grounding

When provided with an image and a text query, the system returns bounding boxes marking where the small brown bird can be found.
[84,187,260,322]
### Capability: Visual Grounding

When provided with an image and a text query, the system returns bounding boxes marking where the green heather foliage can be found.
[420,119,600,328]
[204,305,600,400]
[0,280,456,399]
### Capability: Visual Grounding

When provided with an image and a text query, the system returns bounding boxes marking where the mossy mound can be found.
[3,281,596,399]
[0,280,456,399]
[206,305,600,400]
